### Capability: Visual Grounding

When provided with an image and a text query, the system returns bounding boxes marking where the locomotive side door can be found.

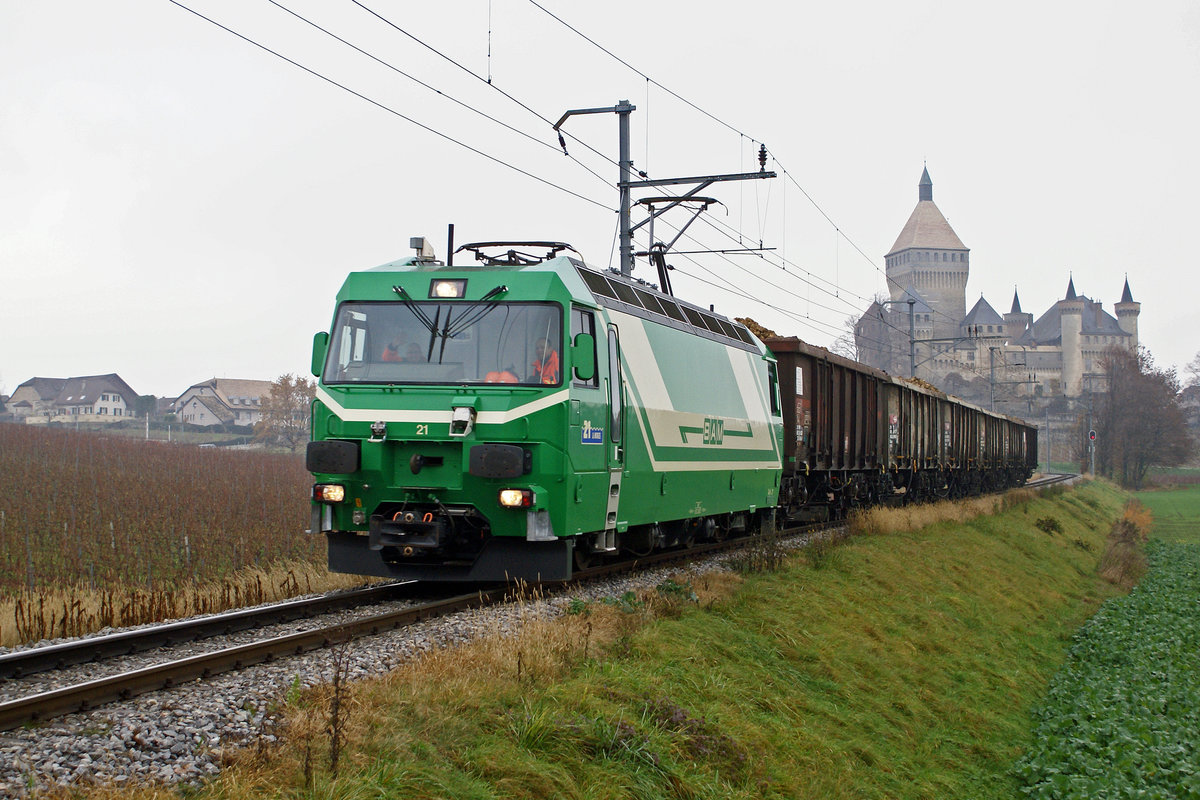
[603,325,625,544]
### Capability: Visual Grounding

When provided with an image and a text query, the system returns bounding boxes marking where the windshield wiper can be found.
[392,285,438,333]
[441,285,509,338]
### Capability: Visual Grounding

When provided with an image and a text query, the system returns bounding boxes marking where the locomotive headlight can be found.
[312,483,346,503]
[430,279,466,298]
[498,488,534,508]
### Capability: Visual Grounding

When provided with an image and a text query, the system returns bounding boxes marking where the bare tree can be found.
[1089,346,1191,488]
[255,373,315,452]
[829,312,863,361]
[1185,351,1200,387]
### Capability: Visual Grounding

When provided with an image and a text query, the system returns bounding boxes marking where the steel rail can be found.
[1026,473,1079,489]
[0,587,506,732]
[0,581,422,680]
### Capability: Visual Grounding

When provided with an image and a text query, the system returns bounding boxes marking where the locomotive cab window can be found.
[767,363,780,415]
[323,300,562,386]
[570,307,598,388]
[607,327,622,443]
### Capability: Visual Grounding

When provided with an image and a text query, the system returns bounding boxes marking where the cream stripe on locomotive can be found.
[314,385,570,425]
[612,312,780,472]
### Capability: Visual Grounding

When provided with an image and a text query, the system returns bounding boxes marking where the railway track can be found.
[1026,472,1079,490]
[0,527,787,732]
[0,480,1072,732]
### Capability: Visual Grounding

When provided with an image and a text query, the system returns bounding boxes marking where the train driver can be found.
[382,334,406,362]
[530,338,560,384]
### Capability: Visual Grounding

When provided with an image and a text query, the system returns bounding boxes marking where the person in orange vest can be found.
[382,334,406,362]
[530,338,560,384]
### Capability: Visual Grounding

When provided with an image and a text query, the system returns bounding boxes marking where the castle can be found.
[854,168,1140,410]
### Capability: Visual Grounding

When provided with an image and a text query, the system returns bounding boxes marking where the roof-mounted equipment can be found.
[455,241,579,266]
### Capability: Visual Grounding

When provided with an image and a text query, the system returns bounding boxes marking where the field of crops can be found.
[1015,514,1200,797]
[0,423,318,593]
[0,423,349,644]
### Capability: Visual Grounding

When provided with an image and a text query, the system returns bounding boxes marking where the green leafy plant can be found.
[1014,540,1200,798]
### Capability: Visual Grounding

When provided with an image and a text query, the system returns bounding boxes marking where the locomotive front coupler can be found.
[369,508,450,554]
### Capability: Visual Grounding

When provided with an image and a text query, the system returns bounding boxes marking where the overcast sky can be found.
[2,0,1197,398]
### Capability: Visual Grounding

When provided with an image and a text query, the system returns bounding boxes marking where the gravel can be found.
[0,542,799,797]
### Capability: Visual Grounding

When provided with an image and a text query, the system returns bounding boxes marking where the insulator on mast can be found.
[758,143,768,172]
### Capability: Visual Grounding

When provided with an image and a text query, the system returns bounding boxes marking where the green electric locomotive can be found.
[307,241,784,582]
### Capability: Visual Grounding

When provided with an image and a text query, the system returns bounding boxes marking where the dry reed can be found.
[847,495,1003,538]
[1098,500,1152,589]
[0,561,362,648]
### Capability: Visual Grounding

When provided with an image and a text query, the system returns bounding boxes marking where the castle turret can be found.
[1003,287,1032,340]
[1059,278,1084,396]
[1114,276,1140,350]
[884,167,969,344]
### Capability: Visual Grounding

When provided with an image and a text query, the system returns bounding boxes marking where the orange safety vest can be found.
[532,350,559,384]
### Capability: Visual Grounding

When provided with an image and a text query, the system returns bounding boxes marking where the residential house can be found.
[173,378,273,428]
[8,378,67,419]
[11,374,139,423]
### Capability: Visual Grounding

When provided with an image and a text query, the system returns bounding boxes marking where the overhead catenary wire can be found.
[265,4,551,154]
[177,1,971,352]
[345,1,903,324]
[350,0,621,173]
[165,0,615,213]
[344,0,863,309]
[523,1,970,331]
[265,0,620,191]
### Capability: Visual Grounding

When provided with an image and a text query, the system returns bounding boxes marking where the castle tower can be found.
[884,167,969,343]
[1003,287,1033,340]
[1114,277,1140,350]
[1059,277,1085,396]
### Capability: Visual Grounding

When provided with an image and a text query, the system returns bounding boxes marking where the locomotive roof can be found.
[354,255,766,357]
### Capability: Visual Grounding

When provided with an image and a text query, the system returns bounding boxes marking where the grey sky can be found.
[2,1,1197,398]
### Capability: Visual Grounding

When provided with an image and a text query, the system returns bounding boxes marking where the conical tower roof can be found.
[1010,288,1022,314]
[886,168,967,256]
[1065,275,1077,300]
[961,295,1004,328]
[1120,276,1134,303]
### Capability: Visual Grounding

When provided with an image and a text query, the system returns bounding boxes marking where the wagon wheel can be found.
[573,541,593,572]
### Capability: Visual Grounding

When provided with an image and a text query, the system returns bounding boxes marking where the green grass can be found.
[166,482,1130,800]
[1136,484,1200,544]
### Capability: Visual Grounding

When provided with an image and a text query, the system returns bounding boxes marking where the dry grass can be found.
[1098,500,1153,589]
[0,561,362,647]
[847,495,1005,537]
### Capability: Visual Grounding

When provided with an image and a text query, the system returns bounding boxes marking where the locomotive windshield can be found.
[322,301,562,386]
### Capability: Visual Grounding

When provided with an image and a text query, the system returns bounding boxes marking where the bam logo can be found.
[582,420,604,445]
[703,417,725,445]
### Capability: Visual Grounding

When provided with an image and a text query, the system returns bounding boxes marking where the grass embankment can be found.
[95,481,1129,800]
